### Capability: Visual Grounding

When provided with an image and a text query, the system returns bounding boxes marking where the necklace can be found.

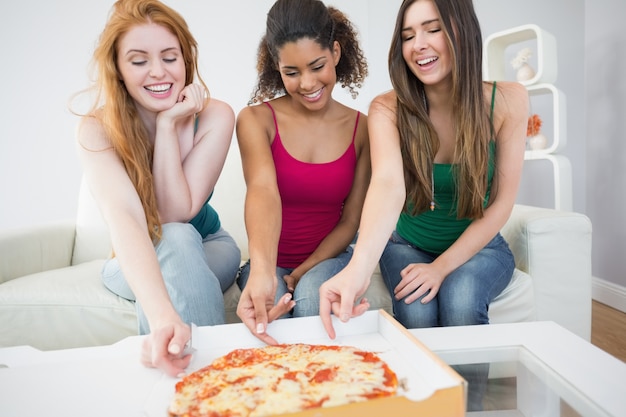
[422,88,435,211]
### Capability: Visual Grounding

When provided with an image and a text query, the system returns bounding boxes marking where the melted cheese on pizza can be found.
[169,344,397,417]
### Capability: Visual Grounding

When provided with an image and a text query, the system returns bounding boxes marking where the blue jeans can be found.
[102,223,241,334]
[237,247,353,317]
[379,231,514,329]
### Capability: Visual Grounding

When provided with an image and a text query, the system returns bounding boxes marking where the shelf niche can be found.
[483,24,557,87]
[525,83,567,158]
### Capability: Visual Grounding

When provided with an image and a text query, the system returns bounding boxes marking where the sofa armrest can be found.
[0,221,76,284]
[502,204,593,340]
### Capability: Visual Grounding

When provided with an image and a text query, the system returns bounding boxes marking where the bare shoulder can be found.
[202,97,235,124]
[370,90,396,110]
[344,103,368,151]
[206,97,234,114]
[490,81,529,116]
[235,101,275,138]
[369,90,397,123]
[194,98,235,145]
[237,100,269,122]
[333,99,368,123]
[75,115,111,152]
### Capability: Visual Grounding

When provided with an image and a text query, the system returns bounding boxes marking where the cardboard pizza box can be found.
[0,310,466,417]
[146,309,467,417]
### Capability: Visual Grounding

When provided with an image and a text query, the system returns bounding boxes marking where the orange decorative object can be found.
[527,114,542,136]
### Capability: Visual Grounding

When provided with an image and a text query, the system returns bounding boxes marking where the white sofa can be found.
[0,158,593,350]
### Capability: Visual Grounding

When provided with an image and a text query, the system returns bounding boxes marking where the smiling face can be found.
[116,23,186,114]
[400,0,452,87]
[276,38,340,110]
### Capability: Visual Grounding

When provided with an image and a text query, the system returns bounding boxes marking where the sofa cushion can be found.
[0,222,75,284]
[0,260,136,350]
[363,268,393,315]
[489,269,535,324]
[0,260,534,351]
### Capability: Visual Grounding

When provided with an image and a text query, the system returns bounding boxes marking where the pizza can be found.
[169,343,398,417]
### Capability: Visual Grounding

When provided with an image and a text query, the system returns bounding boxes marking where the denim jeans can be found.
[379,231,514,329]
[237,246,353,318]
[102,223,241,334]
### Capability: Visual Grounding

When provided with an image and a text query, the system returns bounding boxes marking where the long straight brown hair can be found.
[388,0,492,219]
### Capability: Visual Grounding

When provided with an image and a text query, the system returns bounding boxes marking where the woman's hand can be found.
[157,83,207,125]
[319,268,370,339]
[283,273,300,293]
[394,262,446,305]
[140,321,192,377]
[237,276,295,345]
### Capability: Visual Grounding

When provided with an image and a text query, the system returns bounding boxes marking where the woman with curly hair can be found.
[235,0,371,344]
[74,0,240,376]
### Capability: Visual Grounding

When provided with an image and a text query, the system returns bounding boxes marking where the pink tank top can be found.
[266,102,360,268]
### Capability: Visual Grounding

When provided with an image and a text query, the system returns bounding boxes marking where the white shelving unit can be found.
[484,24,572,211]
[484,24,557,86]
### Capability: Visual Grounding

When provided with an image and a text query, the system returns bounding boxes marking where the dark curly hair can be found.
[249,0,368,104]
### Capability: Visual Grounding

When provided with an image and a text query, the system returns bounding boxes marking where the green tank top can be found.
[396,83,497,254]
[189,192,221,238]
[396,142,495,254]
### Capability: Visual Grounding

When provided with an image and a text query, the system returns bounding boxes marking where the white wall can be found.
[0,1,112,228]
[1,1,623,305]
[584,0,626,309]
[475,0,586,214]
[0,0,399,251]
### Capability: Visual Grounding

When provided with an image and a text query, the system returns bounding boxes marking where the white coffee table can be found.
[0,318,623,417]
[409,321,626,417]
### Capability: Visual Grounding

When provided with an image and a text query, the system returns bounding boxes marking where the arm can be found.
[285,114,371,289]
[395,81,529,304]
[235,105,294,345]
[152,85,233,223]
[76,116,190,376]
[320,92,406,338]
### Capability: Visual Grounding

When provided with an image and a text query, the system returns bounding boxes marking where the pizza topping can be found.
[169,343,398,417]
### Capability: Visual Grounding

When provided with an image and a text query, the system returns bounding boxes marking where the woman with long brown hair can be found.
[75,0,240,376]
[321,0,528,334]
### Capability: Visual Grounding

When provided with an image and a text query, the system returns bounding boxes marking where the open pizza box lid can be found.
[149,309,467,417]
[0,310,466,416]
